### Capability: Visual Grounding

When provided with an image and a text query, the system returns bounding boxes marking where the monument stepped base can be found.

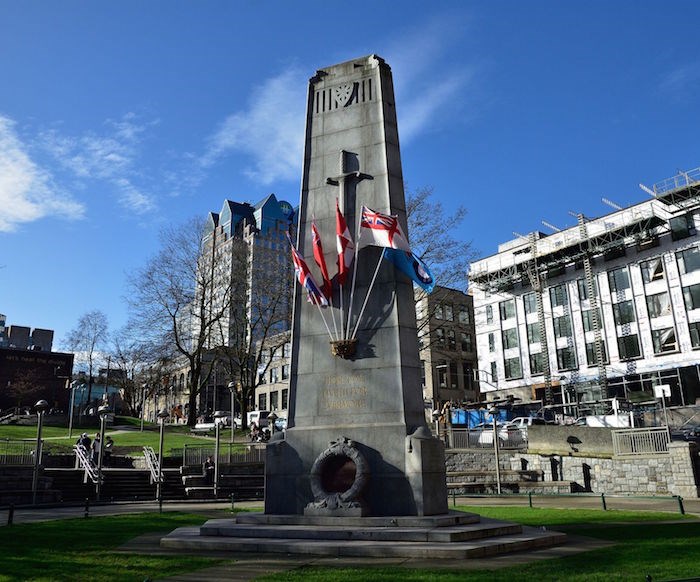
[160,511,567,559]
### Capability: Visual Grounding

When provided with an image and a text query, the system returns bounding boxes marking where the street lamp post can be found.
[168,385,174,422]
[213,410,227,498]
[488,405,502,495]
[96,403,111,501]
[140,384,148,431]
[32,399,49,505]
[268,411,278,438]
[68,381,80,439]
[156,409,169,502]
[228,381,236,444]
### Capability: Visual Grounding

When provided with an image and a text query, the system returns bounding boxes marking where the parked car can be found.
[274,417,287,431]
[682,426,700,442]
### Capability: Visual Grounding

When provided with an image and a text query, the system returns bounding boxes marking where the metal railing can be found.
[612,427,670,456]
[183,443,266,467]
[442,428,527,450]
[73,444,100,484]
[143,446,162,484]
[653,166,700,195]
[0,438,37,465]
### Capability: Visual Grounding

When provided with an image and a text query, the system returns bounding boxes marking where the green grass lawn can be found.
[257,506,700,582]
[0,513,223,581]
[0,421,247,456]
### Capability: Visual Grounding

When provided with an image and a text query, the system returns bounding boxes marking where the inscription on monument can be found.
[321,374,368,411]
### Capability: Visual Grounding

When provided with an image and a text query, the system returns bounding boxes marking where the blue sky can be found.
[2,1,700,347]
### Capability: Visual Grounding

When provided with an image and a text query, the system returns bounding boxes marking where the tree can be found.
[64,309,109,409]
[406,186,477,342]
[108,327,157,416]
[7,369,43,408]
[127,214,292,426]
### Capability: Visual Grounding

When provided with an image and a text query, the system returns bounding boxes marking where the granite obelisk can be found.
[265,55,447,517]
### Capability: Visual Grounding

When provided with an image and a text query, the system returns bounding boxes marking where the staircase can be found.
[161,511,567,558]
[0,467,61,506]
[446,469,581,494]
[182,462,264,500]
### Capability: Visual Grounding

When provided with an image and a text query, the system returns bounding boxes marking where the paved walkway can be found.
[1,495,698,581]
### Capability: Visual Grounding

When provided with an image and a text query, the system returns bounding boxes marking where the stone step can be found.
[200,516,521,543]
[447,481,578,494]
[160,523,566,559]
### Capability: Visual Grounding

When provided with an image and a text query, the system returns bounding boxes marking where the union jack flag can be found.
[359,206,411,252]
[311,220,332,299]
[287,234,329,307]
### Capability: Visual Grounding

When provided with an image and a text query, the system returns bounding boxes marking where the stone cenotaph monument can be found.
[265,54,448,517]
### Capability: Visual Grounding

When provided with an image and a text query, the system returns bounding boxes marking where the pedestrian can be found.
[77,432,91,451]
[91,433,101,465]
[202,456,215,485]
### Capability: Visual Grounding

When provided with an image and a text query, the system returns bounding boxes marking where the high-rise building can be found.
[470,167,700,413]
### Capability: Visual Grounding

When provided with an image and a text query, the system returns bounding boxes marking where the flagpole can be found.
[350,248,386,340]
[314,300,335,341]
[338,283,345,341]
[346,209,364,340]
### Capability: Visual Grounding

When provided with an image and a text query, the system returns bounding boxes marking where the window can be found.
[582,308,602,332]
[640,258,664,283]
[554,315,572,338]
[258,393,267,410]
[282,364,290,380]
[485,305,493,324]
[283,342,291,357]
[436,328,446,347]
[488,332,495,352]
[608,267,630,293]
[646,292,671,318]
[618,334,641,360]
[677,247,700,275]
[530,352,545,375]
[549,284,568,307]
[526,322,540,344]
[557,347,577,370]
[258,370,266,384]
[523,292,537,315]
[435,305,444,320]
[460,332,472,352]
[458,306,470,325]
[490,361,497,383]
[281,389,288,409]
[449,362,458,388]
[683,284,700,311]
[652,328,678,354]
[499,299,515,320]
[586,341,608,365]
[447,329,456,350]
[270,391,279,410]
[437,361,447,387]
[670,214,695,241]
[577,278,597,301]
[270,367,279,383]
[689,322,700,348]
[462,363,474,390]
[444,304,454,322]
[504,357,522,379]
[502,328,518,349]
[613,300,636,325]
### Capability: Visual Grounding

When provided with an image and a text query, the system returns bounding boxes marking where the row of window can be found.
[434,328,473,352]
[431,360,475,390]
[258,364,290,385]
[492,321,700,381]
[258,387,289,412]
[434,303,472,324]
[485,246,700,324]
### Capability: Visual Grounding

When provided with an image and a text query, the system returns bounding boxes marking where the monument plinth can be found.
[265,54,448,517]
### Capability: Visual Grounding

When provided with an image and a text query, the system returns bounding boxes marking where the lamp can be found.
[213,410,227,498]
[487,405,502,495]
[96,403,111,501]
[155,408,169,502]
[268,411,278,436]
[32,399,50,505]
[228,381,236,444]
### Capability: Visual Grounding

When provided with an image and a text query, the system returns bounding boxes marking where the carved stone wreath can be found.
[307,436,369,511]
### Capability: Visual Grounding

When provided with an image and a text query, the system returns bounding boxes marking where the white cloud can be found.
[0,115,85,232]
[659,63,700,101]
[200,68,307,185]
[39,113,157,214]
[386,14,477,143]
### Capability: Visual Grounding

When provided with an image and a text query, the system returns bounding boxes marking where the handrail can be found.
[73,444,100,484]
[143,446,162,483]
[182,443,266,467]
[0,438,36,465]
[612,427,670,456]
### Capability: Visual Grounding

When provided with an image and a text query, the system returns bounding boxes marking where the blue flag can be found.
[384,248,435,293]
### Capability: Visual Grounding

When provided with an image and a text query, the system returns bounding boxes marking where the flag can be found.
[384,248,435,293]
[311,220,332,299]
[335,200,354,285]
[287,235,329,307]
[359,206,411,252]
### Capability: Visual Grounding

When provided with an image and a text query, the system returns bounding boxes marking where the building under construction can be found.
[469,167,700,414]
